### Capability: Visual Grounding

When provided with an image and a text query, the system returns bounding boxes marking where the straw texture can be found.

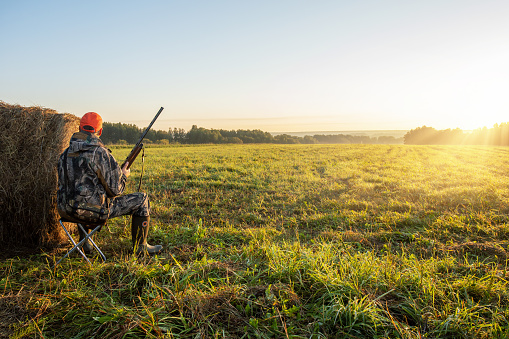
[0,101,79,247]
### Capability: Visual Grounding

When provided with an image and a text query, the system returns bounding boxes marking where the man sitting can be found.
[57,112,162,255]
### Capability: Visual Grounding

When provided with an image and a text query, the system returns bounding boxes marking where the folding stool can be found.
[54,218,107,267]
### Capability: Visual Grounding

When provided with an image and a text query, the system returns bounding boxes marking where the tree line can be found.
[404,123,509,145]
[102,121,509,146]
[101,123,404,145]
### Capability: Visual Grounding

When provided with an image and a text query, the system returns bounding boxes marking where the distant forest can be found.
[101,122,509,145]
[101,123,403,145]
[404,124,509,145]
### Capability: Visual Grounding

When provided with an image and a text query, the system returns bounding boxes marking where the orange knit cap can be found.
[80,112,103,134]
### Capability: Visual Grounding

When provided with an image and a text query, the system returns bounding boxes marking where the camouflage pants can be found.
[108,193,150,218]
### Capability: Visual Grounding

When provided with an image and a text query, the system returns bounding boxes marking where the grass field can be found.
[2,144,509,338]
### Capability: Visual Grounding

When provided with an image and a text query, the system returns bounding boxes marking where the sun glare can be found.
[438,111,507,131]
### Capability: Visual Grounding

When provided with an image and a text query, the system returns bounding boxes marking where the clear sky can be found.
[1,1,508,132]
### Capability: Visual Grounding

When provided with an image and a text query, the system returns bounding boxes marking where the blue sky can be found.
[1,1,508,132]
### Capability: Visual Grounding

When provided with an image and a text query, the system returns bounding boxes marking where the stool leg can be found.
[81,225,107,262]
[54,221,91,267]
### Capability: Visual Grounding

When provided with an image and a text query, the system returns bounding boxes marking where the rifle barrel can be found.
[136,107,164,145]
[122,107,164,169]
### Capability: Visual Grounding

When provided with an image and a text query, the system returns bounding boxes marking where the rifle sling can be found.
[137,147,145,192]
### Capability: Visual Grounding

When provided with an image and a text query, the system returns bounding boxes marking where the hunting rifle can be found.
[122,107,164,169]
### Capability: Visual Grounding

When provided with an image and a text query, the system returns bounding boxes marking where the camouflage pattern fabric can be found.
[57,132,148,222]
[109,192,150,218]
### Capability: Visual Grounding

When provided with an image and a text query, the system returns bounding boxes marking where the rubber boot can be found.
[132,215,163,255]
[78,226,93,254]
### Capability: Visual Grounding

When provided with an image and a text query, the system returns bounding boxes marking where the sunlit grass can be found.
[2,144,509,338]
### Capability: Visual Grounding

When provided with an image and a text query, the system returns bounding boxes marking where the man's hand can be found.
[121,161,131,178]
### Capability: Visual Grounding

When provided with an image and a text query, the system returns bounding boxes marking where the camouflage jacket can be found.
[57,132,127,223]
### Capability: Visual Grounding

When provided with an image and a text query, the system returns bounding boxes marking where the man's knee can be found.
[108,192,150,219]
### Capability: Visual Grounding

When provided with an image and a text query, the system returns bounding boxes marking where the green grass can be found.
[2,144,509,338]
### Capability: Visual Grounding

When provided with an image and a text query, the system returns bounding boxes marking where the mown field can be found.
[2,144,509,338]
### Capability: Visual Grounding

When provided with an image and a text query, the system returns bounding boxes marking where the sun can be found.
[447,112,507,131]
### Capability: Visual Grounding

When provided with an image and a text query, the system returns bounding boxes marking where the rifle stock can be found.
[121,107,164,169]
[123,144,143,169]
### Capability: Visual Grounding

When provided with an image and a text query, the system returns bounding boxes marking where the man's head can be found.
[80,112,103,136]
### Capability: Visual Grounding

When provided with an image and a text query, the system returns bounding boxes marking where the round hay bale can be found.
[0,101,79,247]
